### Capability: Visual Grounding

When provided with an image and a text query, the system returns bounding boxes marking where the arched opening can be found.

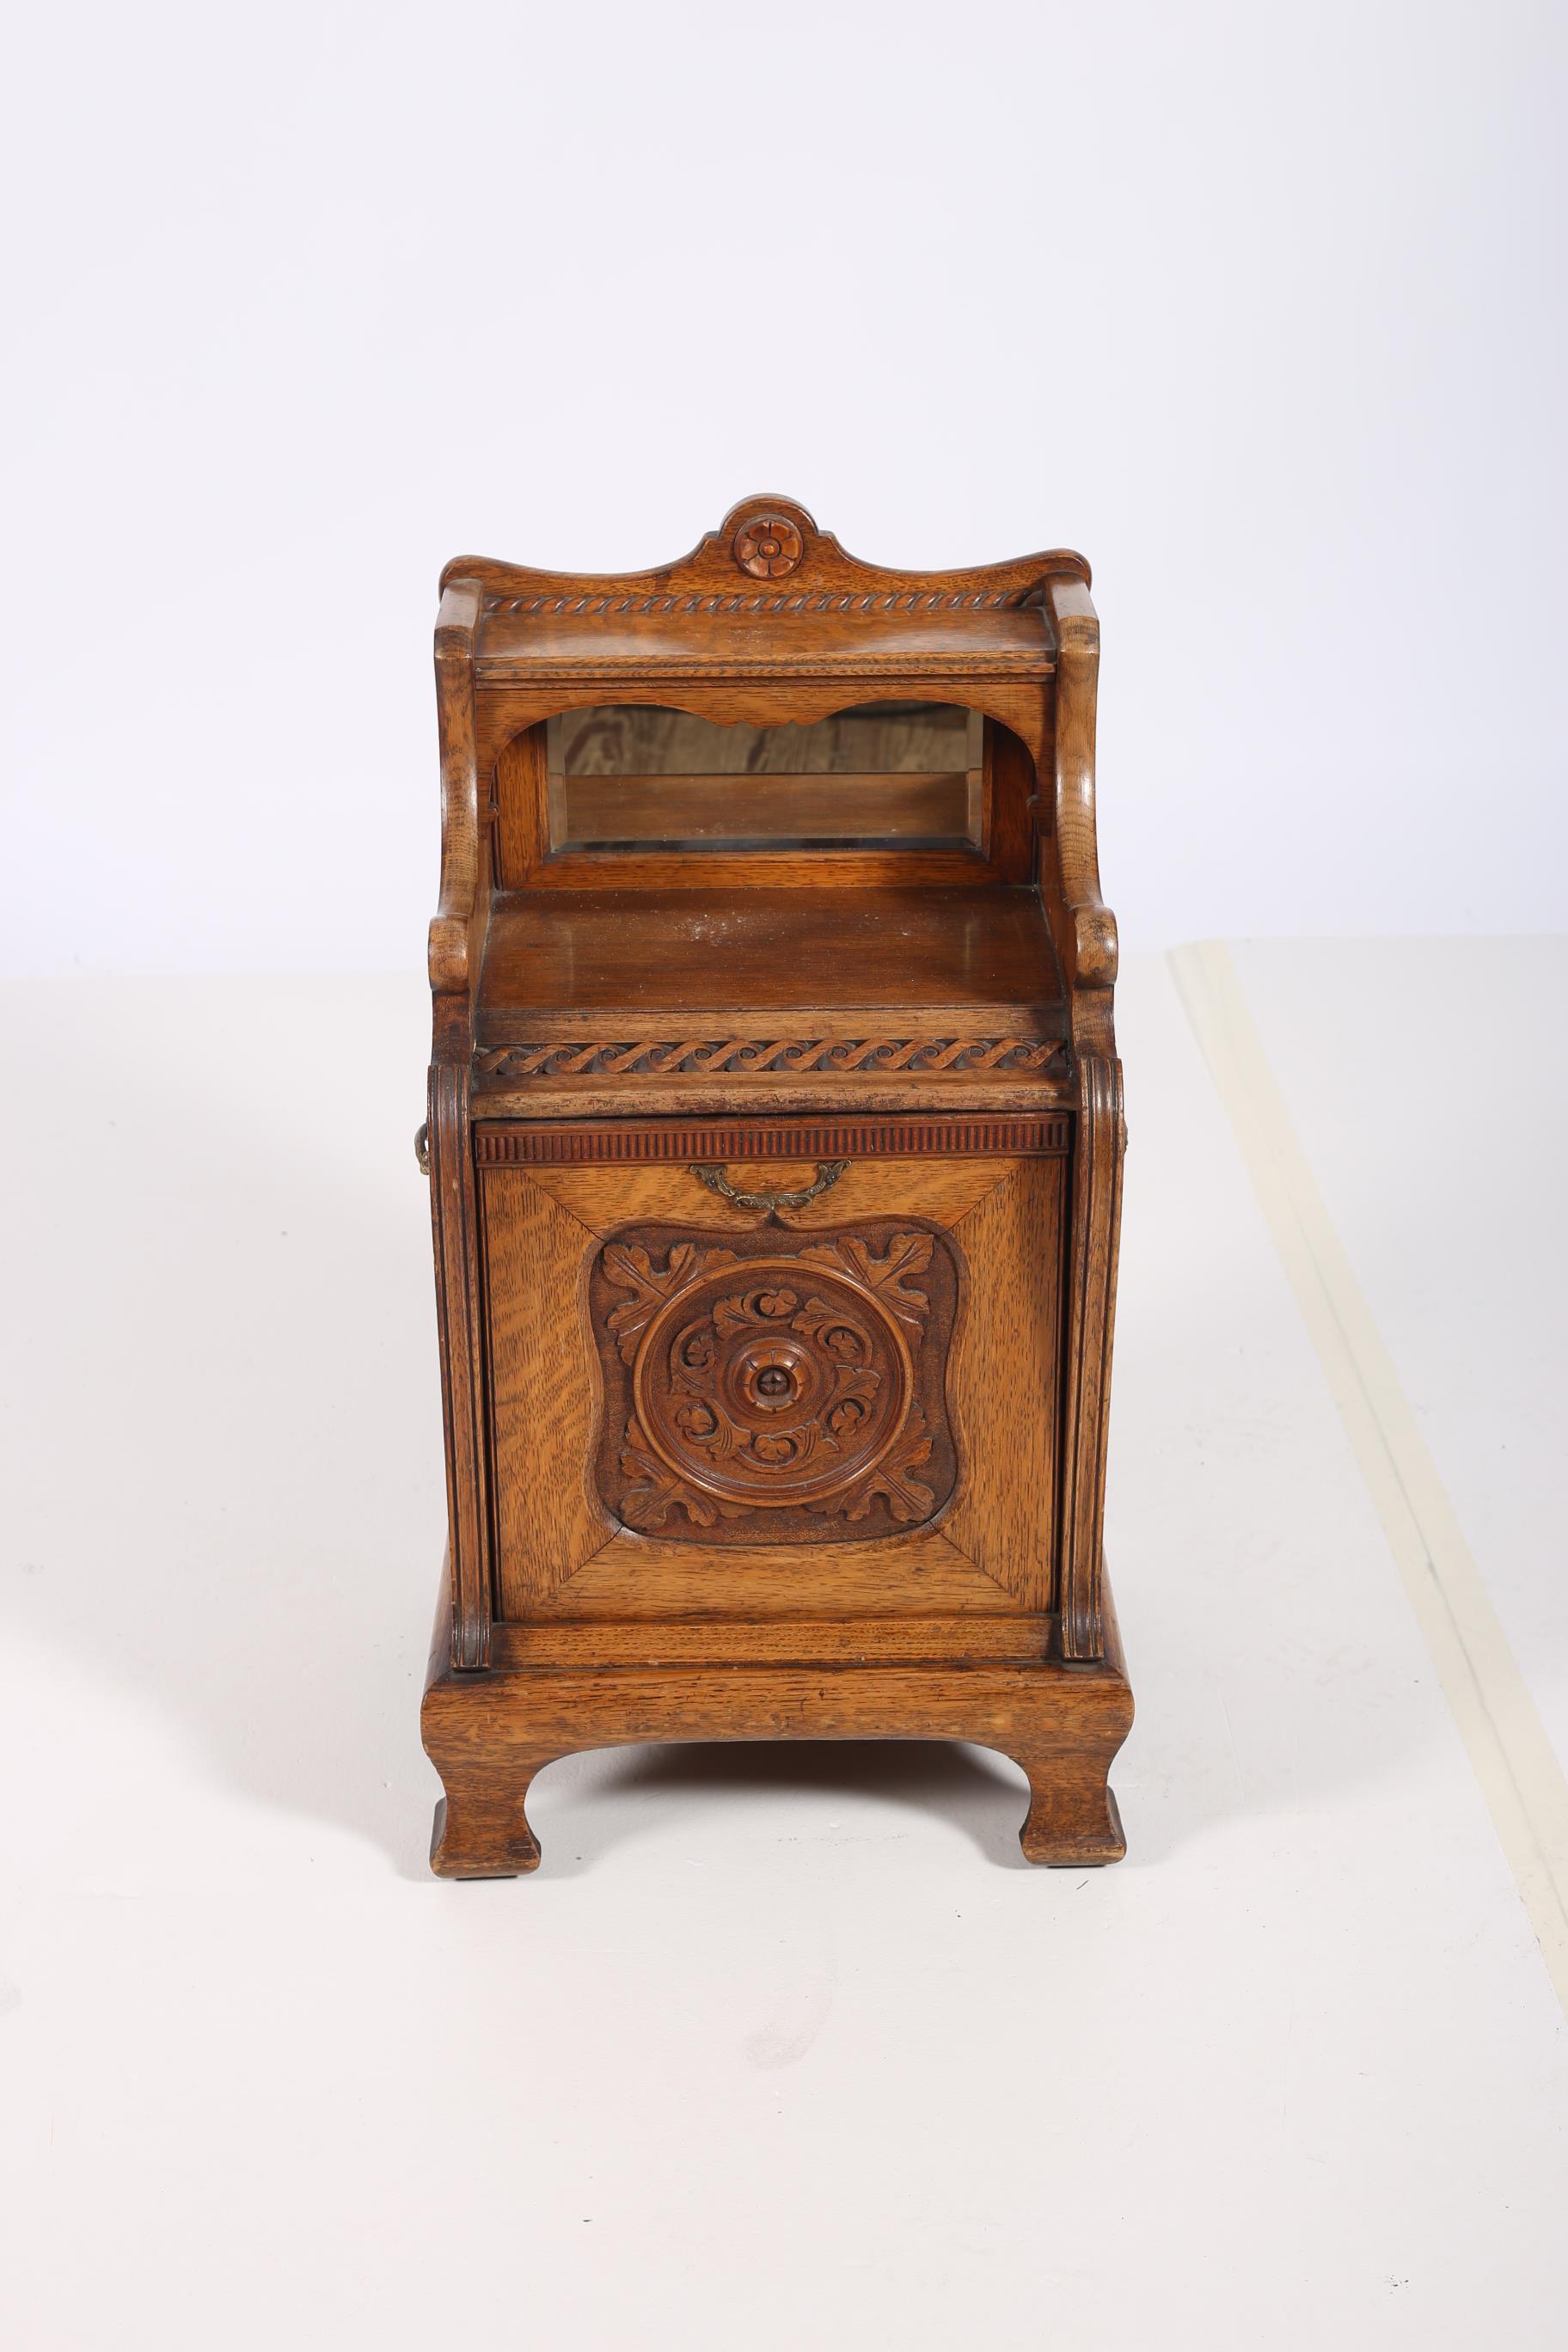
[491,698,1038,886]
[547,699,984,854]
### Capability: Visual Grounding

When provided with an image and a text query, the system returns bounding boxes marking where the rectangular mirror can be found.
[547,701,984,854]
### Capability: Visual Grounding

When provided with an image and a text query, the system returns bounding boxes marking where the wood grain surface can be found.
[944,1160,1065,1608]
[490,1613,1050,1667]
[481,1169,613,1610]
[472,1074,1077,1120]
[475,676,1052,782]
[455,494,1081,695]
[479,1152,1067,1621]
[423,1571,1131,1875]
[477,885,1064,1024]
[1059,1056,1125,1657]
[426,1061,492,1667]
[518,1155,1019,1234]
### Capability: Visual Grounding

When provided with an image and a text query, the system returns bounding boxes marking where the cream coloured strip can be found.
[1170,940,1568,2015]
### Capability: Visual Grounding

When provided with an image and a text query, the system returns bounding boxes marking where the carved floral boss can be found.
[732,511,803,580]
[590,1221,960,1544]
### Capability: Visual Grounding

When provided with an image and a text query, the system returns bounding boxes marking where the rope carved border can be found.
[483,588,1037,620]
[474,1038,1069,1079]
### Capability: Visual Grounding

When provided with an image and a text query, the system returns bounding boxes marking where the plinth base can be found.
[421,1577,1132,1877]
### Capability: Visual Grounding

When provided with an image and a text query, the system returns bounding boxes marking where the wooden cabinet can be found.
[420,499,1131,1872]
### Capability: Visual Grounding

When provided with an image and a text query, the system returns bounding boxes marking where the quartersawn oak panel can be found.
[545,1523,1015,1620]
[480,1164,1019,1620]
[944,1160,1065,1608]
[481,1170,613,1611]
[479,1152,1063,1622]
[519,1156,1016,1237]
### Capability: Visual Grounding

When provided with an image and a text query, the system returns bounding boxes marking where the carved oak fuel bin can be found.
[419,498,1130,1873]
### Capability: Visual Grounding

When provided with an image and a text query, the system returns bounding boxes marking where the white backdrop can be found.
[4,0,1564,976]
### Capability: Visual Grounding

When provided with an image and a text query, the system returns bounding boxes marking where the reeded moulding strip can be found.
[473,1114,1071,1166]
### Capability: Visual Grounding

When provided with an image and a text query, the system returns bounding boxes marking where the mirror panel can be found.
[547,701,984,854]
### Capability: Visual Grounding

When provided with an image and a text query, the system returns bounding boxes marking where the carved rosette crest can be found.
[591,1221,959,1543]
[732,511,804,580]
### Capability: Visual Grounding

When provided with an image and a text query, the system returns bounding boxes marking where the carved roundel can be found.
[642,1259,910,1510]
[591,1220,960,1544]
[732,511,804,580]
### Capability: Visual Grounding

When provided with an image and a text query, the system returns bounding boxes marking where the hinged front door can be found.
[477,1121,1067,1627]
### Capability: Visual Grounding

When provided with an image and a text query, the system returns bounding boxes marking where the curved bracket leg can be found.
[427,1757,555,1879]
[1014,1745,1127,1867]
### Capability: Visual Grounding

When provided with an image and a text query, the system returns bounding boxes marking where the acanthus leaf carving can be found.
[617,1415,752,1531]
[601,1238,738,1363]
[808,1411,936,1526]
[798,1228,935,1333]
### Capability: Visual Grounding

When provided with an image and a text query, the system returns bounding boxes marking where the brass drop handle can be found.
[415,1121,430,1176]
[690,1159,847,1212]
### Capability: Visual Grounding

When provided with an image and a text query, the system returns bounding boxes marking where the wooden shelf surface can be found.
[476,885,1067,1039]
[473,602,1055,684]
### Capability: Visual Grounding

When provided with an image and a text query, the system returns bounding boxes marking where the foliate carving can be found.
[475,1038,1067,1080]
[803,1229,935,1332]
[599,1237,739,1365]
[590,1221,960,1544]
[732,513,804,579]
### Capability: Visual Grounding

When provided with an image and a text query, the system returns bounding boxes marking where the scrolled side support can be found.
[430,577,485,996]
[1059,1055,1125,1660]
[1042,574,1118,1050]
[427,1060,493,1669]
